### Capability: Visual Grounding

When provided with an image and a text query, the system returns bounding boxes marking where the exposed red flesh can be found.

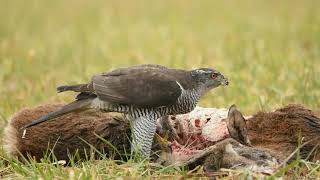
[159,107,231,158]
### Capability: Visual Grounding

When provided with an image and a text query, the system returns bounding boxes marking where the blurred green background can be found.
[0,0,319,124]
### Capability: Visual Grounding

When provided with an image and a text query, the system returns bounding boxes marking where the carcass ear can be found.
[227,104,251,146]
[228,104,238,117]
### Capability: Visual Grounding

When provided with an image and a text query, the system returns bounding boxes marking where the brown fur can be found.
[247,104,320,161]
[4,104,131,161]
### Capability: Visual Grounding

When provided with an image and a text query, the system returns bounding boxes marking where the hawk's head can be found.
[191,68,228,92]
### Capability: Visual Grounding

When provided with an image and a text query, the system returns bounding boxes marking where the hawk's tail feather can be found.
[21,98,94,129]
[57,84,90,93]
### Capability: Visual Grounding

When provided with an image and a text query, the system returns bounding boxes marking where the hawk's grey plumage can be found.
[22,64,229,156]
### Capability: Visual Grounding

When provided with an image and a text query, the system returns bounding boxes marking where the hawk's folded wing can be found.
[92,70,182,107]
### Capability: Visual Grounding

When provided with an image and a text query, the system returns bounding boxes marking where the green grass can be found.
[0,0,320,178]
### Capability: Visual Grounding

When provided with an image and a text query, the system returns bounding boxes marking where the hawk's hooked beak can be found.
[220,76,229,86]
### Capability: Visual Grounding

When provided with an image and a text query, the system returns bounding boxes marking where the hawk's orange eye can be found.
[211,73,218,79]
